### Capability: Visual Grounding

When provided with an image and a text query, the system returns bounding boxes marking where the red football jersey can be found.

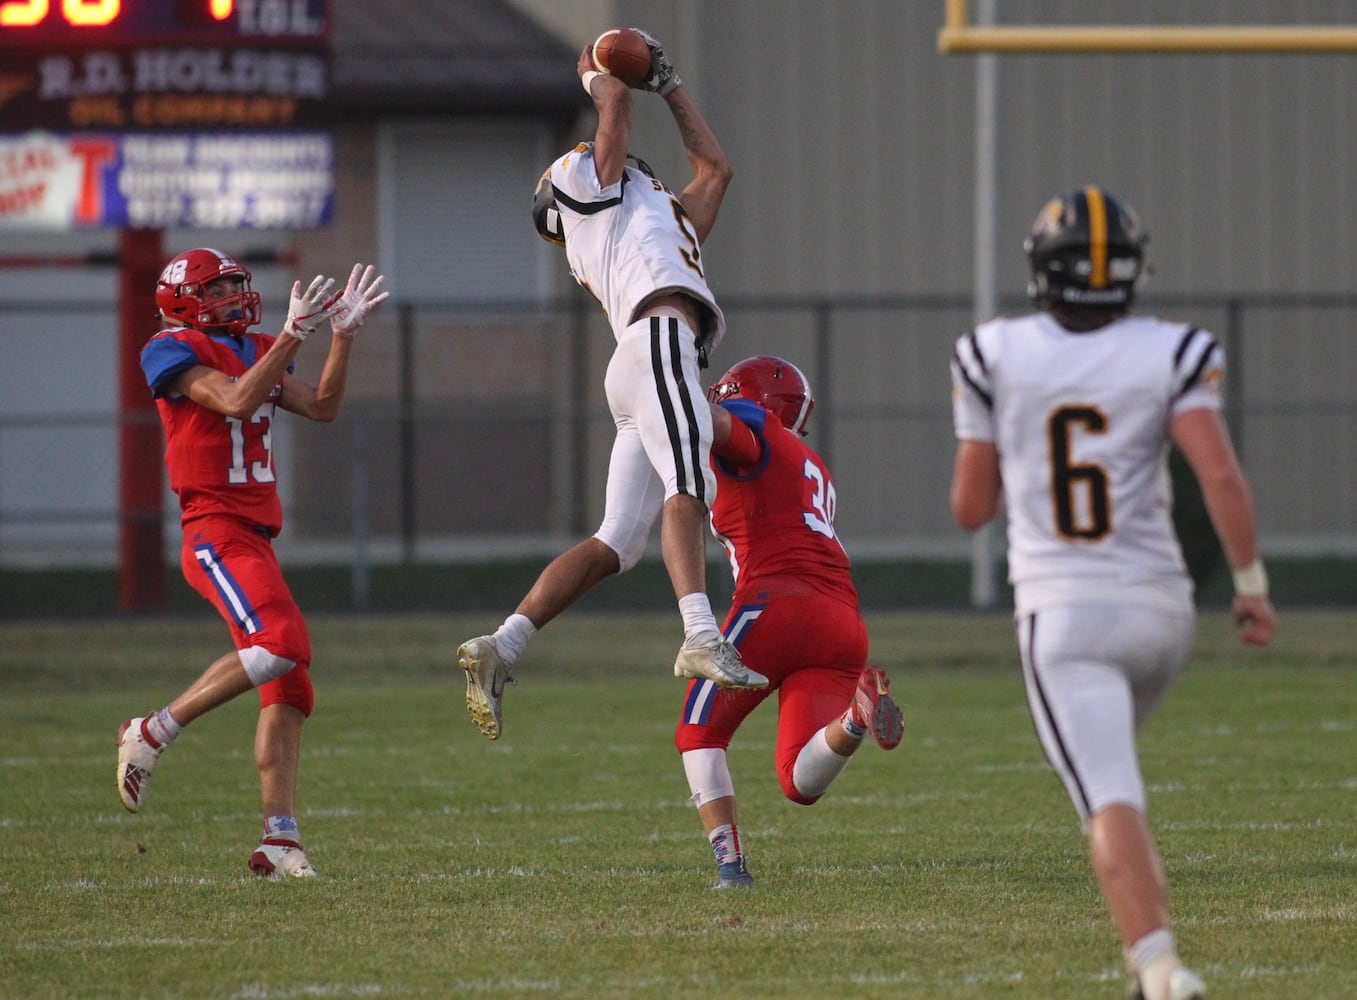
[710,399,857,605]
[142,327,288,534]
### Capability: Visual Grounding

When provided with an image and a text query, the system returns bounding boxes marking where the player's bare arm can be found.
[667,89,732,245]
[950,438,1003,531]
[278,264,388,422]
[1170,407,1277,645]
[169,339,301,420]
[579,45,631,188]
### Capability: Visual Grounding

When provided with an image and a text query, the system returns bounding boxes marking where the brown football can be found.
[591,28,652,89]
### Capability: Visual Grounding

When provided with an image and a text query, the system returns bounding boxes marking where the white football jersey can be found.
[951,312,1225,602]
[546,143,726,349]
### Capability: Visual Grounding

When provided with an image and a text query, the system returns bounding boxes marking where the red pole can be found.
[118,228,166,611]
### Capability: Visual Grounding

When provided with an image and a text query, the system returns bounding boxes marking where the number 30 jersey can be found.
[142,327,290,534]
[546,142,726,350]
[951,312,1223,599]
[711,399,857,606]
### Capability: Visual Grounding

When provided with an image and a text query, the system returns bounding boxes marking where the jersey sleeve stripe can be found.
[1171,325,1203,367]
[952,334,993,408]
[1174,331,1221,400]
[552,171,629,216]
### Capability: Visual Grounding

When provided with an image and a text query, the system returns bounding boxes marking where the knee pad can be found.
[239,645,297,686]
[680,748,735,807]
[592,526,646,573]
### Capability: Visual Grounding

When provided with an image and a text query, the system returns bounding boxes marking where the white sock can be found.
[1129,928,1180,1000]
[790,728,854,800]
[143,706,181,748]
[492,614,536,665]
[263,815,301,844]
[677,593,719,646]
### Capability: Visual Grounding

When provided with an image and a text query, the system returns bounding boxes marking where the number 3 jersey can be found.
[710,398,857,607]
[951,312,1224,607]
[142,327,291,535]
[545,142,726,349]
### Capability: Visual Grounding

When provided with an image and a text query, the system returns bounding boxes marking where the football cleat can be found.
[248,839,318,879]
[457,635,514,740]
[853,666,905,750]
[712,858,754,890]
[1168,968,1206,1000]
[1129,967,1206,1000]
[674,639,768,690]
[115,718,162,813]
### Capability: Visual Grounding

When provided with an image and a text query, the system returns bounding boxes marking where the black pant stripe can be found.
[1022,612,1092,818]
[666,319,706,503]
[650,316,690,495]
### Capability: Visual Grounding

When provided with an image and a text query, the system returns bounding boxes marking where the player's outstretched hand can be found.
[330,263,390,339]
[285,274,340,341]
[632,28,681,95]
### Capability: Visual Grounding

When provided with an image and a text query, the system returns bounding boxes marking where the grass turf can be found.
[1,610,1354,998]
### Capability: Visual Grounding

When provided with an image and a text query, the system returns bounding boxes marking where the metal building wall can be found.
[532,0,1357,554]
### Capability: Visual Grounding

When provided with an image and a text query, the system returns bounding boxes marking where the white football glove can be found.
[329,263,390,339]
[284,274,340,341]
[632,28,681,96]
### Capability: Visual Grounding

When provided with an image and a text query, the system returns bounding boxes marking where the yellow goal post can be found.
[939,0,1357,53]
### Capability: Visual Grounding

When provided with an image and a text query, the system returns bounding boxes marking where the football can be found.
[591,28,652,89]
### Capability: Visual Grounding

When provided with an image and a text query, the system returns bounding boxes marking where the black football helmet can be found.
[532,169,566,247]
[1025,186,1147,311]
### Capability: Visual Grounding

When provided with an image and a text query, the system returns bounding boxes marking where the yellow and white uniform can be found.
[951,311,1224,821]
[546,143,726,568]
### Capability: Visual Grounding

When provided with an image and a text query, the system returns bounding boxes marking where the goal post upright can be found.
[940,0,1357,53]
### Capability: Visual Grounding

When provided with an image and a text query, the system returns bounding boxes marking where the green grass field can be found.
[1,610,1353,998]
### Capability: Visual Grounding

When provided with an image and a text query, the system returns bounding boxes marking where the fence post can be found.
[351,411,371,611]
[398,302,416,563]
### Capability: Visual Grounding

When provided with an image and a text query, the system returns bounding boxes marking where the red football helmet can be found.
[155,247,262,336]
[707,355,815,436]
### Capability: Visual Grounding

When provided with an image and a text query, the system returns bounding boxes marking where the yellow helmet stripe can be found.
[1084,186,1108,288]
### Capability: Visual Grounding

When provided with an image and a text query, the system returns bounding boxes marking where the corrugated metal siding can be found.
[581,0,1357,552]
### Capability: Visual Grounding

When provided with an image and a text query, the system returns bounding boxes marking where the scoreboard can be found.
[0,0,328,45]
[0,0,333,229]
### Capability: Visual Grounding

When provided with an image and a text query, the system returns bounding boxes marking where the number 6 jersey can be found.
[950,312,1223,611]
[142,327,291,535]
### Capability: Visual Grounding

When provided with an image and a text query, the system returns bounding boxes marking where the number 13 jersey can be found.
[142,328,289,535]
[951,312,1223,607]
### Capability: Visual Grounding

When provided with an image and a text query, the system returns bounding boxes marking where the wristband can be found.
[581,70,600,96]
[1232,559,1269,597]
[283,319,309,342]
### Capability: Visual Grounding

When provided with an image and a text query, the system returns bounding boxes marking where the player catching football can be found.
[676,355,904,889]
[115,248,388,878]
[457,29,765,742]
[949,187,1277,1000]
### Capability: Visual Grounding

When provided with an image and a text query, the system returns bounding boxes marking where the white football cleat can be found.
[1168,968,1206,1000]
[458,635,513,740]
[248,840,318,879]
[674,638,768,689]
[115,718,162,813]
